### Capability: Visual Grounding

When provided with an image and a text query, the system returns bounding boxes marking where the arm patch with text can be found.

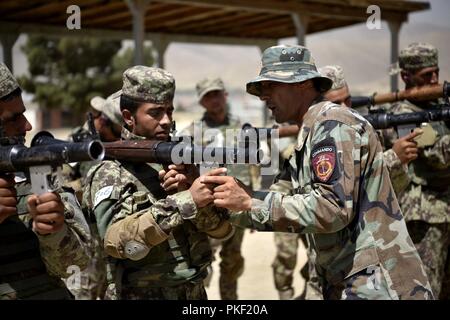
[311,139,339,183]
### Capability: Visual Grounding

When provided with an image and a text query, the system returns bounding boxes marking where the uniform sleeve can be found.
[237,120,359,234]
[37,190,92,277]
[83,161,227,261]
[383,148,410,195]
[422,134,450,169]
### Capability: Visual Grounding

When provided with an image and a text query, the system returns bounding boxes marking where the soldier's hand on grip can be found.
[159,164,199,193]
[201,174,252,211]
[0,174,17,223]
[392,129,423,165]
[190,168,226,208]
[27,192,65,235]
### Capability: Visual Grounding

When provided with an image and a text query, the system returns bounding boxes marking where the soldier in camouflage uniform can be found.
[63,91,125,300]
[202,45,433,300]
[67,90,125,194]
[82,66,234,300]
[320,65,422,195]
[381,43,450,299]
[0,63,92,299]
[179,77,260,300]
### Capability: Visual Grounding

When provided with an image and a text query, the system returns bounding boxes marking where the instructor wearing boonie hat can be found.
[201,44,433,300]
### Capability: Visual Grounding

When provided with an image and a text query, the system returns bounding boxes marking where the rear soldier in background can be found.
[64,91,124,300]
[381,43,450,299]
[319,65,422,194]
[180,77,261,300]
[83,66,234,299]
[202,45,433,300]
[0,63,92,299]
[66,90,124,198]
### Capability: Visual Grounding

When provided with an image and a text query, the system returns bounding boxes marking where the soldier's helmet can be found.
[196,77,225,101]
[399,42,438,71]
[121,65,175,104]
[0,63,20,99]
[318,65,347,91]
[246,45,332,97]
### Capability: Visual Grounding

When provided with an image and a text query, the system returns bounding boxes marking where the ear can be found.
[400,70,410,84]
[122,109,135,129]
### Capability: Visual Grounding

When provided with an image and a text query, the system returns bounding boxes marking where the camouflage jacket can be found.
[180,112,259,189]
[232,101,431,299]
[382,99,450,223]
[0,175,92,299]
[82,128,226,298]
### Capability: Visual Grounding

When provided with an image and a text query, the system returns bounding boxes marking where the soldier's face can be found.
[200,90,227,116]
[132,101,173,140]
[259,81,312,123]
[0,95,32,138]
[324,85,352,108]
[403,66,439,88]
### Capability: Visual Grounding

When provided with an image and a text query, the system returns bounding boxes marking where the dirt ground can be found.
[205,229,308,300]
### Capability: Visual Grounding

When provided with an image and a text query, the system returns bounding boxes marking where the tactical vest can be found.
[398,102,450,188]
[87,161,211,290]
[0,181,70,300]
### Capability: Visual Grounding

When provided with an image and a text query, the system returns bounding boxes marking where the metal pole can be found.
[388,20,402,92]
[0,34,19,72]
[126,0,150,65]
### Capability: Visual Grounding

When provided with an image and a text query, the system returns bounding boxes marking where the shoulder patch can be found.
[311,140,336,183]
[94,186,114,208]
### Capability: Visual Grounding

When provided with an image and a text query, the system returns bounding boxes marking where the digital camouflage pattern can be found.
[318,65,347,91]
[399,42,438,71]
[407,221,449,297]
[122,66,175,103]
[0,178,92,299]
[383,100,450,223]
[246,45,332,97]
[232,100,433,300]
[382,99,450,298]
[0,63,19,98]
[318,64,409,195]
[82,127,228,299]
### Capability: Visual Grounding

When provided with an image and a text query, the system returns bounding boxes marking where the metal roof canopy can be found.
[0,0,430,91]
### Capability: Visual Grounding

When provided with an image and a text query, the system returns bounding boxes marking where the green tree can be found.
[19,35,155,115]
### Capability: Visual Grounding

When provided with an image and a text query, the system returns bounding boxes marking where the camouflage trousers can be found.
[120,281,207,300]
[272,232,322,300]
[407,221,450,299]
[207,226,245,300]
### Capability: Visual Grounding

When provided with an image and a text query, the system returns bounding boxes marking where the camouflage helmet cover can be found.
[0,63,20,99]
[399,42,438,71]
[122,66,175,104]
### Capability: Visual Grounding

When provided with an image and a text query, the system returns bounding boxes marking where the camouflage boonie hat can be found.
[0,63,20,99]
[318,65,347,91]
[246,45,332,97]
[122,66,175,104]
[90,90,124,127]
[196,77,225,101]
[399,42,438,70]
